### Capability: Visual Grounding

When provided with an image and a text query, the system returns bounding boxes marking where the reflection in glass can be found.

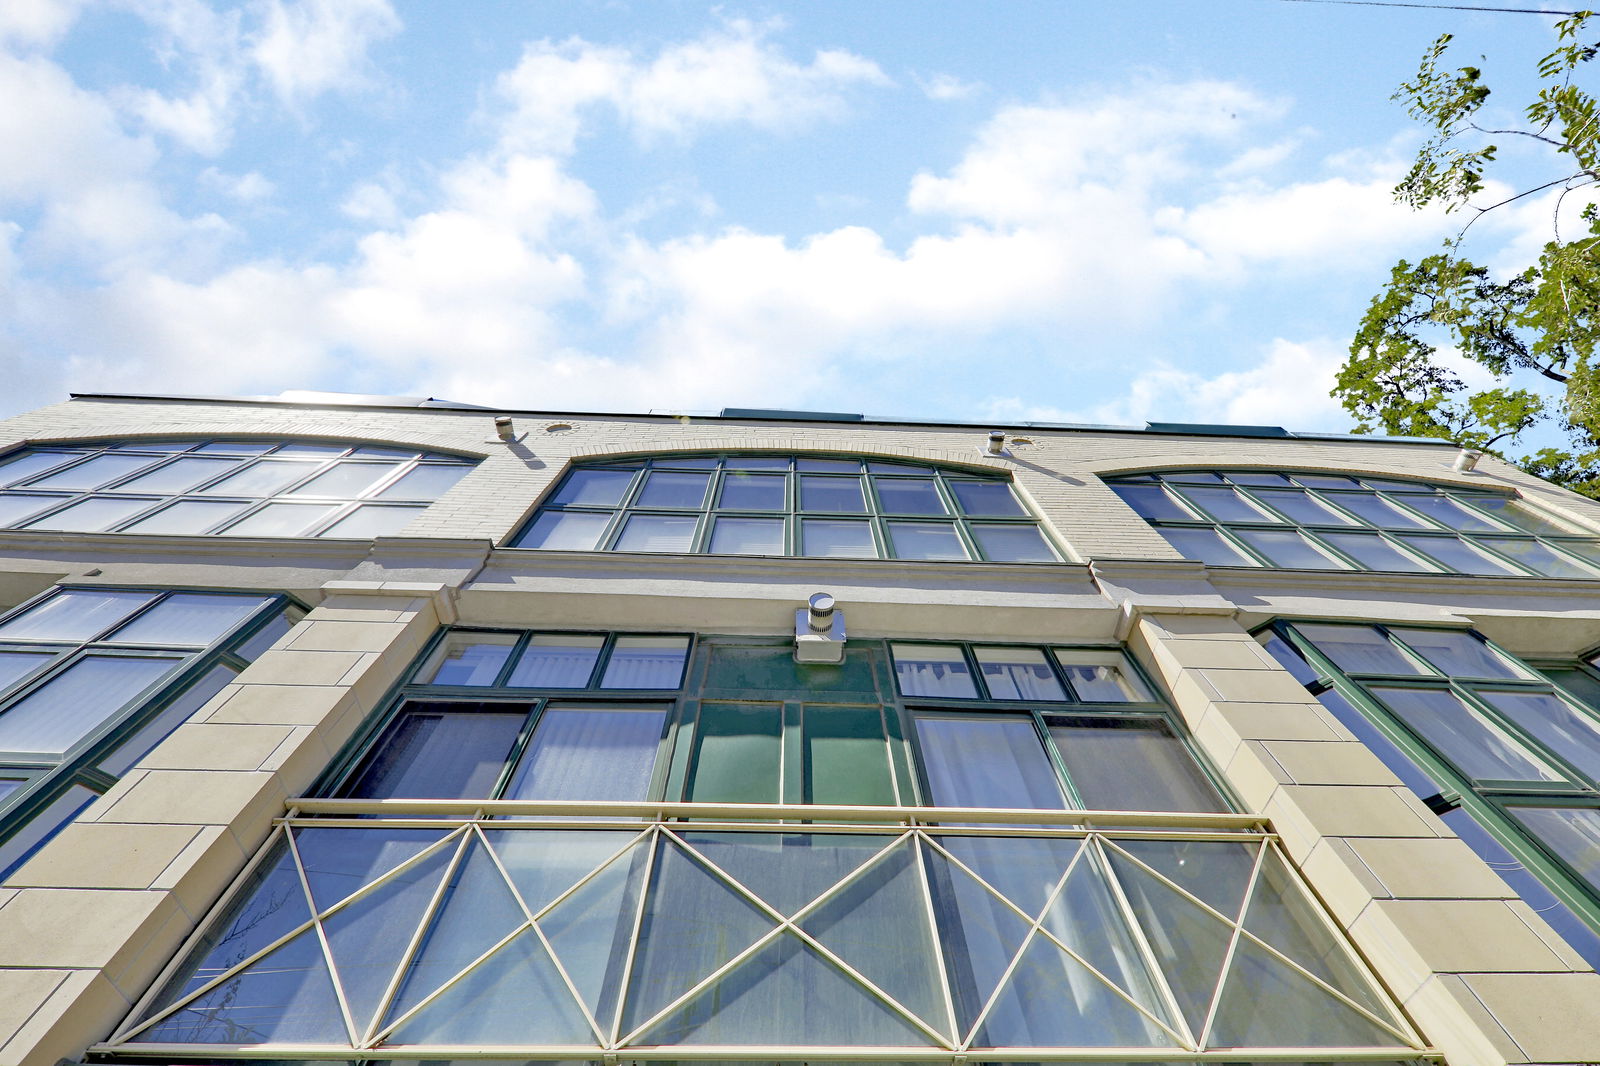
[24,496,156,532]
[1478,690,1600,782]
[26,453,157,491]
[799,475,866,513]
[1049,717,1224,811]
[197,460,319,497]
[120,500,248,535]
[718,473,786,510]
[614,514,697,552]
[1389,628,1522,679]
[419,633,518,685]
[0,650,55,692]
[1156,526,1251,566]
[0,589,157,642]
[636,471,711,509]
[516,510,609,551]
[801,519,875,558]
[1508,806,1600,893]
[109,593,272,646]
[708,516,784,555]
[1296,625,1420,676]
[887,522,968,560]
[221,503,339,537]
[319,506,424,538]
[504,707,665,802]
[1053,651,1152,701]
[950,481,1024,516]
[601,636,690,688]
[1397,535,1519,575]
[0,654,180,755]
[876,479,946,514]
[285,462,402,499]
[1250,489,1356,525]
[506,635,603,688]
[1112,484,1191,522]
[111,457,241,494]
[376,464,471,501]
[1371,686,1568,783]
[551,468,636,507]
[346,706,527,798]
[972,523,1058,561]
[915,713,1066,809]
[1319,532,1435,572]
[1177,486,1274,523]
[892,643,977,698]
[1234,528,1345,570]
[974,647,1066,701]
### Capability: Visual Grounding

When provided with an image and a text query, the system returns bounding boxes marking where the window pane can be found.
[717,473,786,510]
[318,505,424,539]
[98,663,238,776]
[1480,537,1599,578]
[0,784,99,881]
[120,500,248,535]
[892,643,977,698]
[724,456,790,470]
[346,706,527,799]
[375,464,471,501]
[514,510,609,550]
[1389,629,1524,679]
[0,650,54,692]
[1295,625,1421,675]
[0,451,82,487]
[686,702,782,803]
[503,706,665,802]
[1317,531,1436,572]
[1177,486,1275,523]
[1477,691,1600,782]
[271,442,349,457]
[1156,526,1252,566]
[1370,686,1569,783]
[1293,474,1359,487]
[1111,483,1192,521]
[1165,471,1227,484]
[636,471,710,509]
[799,475,865,512]
[0,654,181,755]
[285,462,403,499]
[234,610,295,662]
[795,458,858,473]
[507,635,604,687]
[110,457,242,494]
[601,636,689,688]
[196,460,321,497]
[1315,688,1449,799]
[950,480,1025,516]
[25,453,159,491]
[0,589,157,642]
[1399,494,1504,532]
[652,456,719,469]
[708,516,784,555]
[1509,807,1600,891]
[1322,492,1433,529]
[974,647,1067,701]
[0,777,23,804]
[887,521,968,560]
[914,714,1066,808]
[1227,472,1292,486]
[803,705,896,805]
[1234,528,1348,570]
[1257,632,1322,686]
[875,479,947,515]
[1397,534,1520,575]
[109,593,271,646]
[193,441,276,455]
[1251,489,1358,525]
[418,633,519,685]
[972,523,1059,562]
[800,518,876,558]
[0,494,71,527]
[349,444,418,458]
[1472,497,1576,535]
[1049,717,1225,811]
[613,513,697,552]
[1052,650,1152,701]
[551,468,635,507]
[219,503,339,537]
[24,496,157,532]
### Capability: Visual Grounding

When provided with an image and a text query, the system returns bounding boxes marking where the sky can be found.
[0,0,1586,430]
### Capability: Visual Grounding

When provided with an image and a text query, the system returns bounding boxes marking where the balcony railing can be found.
[96,801,1432,1062]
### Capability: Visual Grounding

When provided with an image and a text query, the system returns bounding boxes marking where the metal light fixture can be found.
[795,591,846,663]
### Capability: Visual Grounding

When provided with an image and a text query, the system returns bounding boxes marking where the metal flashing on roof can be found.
[1143,421,1290,438]
[720,407,866,421]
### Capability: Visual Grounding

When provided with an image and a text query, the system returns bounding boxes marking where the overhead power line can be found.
[1270,0,1586,15]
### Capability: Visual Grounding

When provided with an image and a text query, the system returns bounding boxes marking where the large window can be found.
[0,586,300,878]
[1262,622,1600,969]
[0,439,477,538]
[101,632,1424,1063]
[1110,470,1600,577]
[512,454,1061,562]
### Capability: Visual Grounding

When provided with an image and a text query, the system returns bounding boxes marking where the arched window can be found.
[1107,470,1600,577]
[512,454,1060,562]
[0,439,477,538]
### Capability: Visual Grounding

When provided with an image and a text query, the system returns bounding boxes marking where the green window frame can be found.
[510,454,1062,562]
[0,438,478,539]
[1108,469,1600,578]
[0,585,304,878]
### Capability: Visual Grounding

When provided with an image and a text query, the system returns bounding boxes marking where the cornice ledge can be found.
[482,547,1097,585]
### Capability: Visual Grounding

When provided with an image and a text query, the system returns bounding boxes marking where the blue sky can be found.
[0,0,1582,429]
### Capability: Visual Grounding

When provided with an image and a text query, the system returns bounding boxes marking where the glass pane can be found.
[1323,491,1433,529]
[196,459,321,497]
[374,464,471,501]
[1401,494,1505,532]
[0,494,71,527]
[1480,537,1599,578]
[636,471,710,509]
[1156,526,1253,566]
[110,456,242,494]
[1257,632,1322,686]
[1234,528,1348,569]
[1164,471,1227,483]
[506,634,603,687]
[601,635,690,688]
[318,505,424,538]
[718,472,786,510]
[795,458,858,473]
[0,778,22,804]
[193,441,277,455]
[1295,625,1421,675]
[0,650,54,691]
[119,500,247,535]
[345,706,526,798]
[97,663,238,776]
[285,462,403,499]
[1397,534,1520,575]
[219,502,339,537]
[708,516,784,555]
[551,468,635,507]
[613,513,697,552]
[875,479,947,514]
[652,456,719,469]
[971,523,1058,562]
[1226,472,1292,486]
[514,510,610,550]
[1473,497,1576,535]
[1478,690,1600,782]
[686,702,782,803]
[1251,488,1358,525]
[25,453,159,491]
[799,475,865,513]
[1111,483,1192,521]
[0,654,180,755]
[503,706,665,801]
[974,646,1067,701]
[803,705,896,805]
[1177,486,1274,523]
[801,518,876,558]
[892,643,977,698]
[1052,650,1152,701]
[1389,628,1524,679]
[950,480,1025,516]
[1316,688,1449,799]
[724,456,790,470]
[234,610,295,661]
[271,442,350,457]
[0,784,99,882]
[0,451,82,487]
[887,521,968,560]
[349,445,418,459]
[1294,474,1360,487]
[0,589,157,642]
[109,593,271,646]
[914,713,1067,808]
[1370,686,1569,783]
[1318,531,1437,572]
[1049,716,1225,811]
[24,496,157,532]
[1509,806,1600,891]
[418,633,519,685]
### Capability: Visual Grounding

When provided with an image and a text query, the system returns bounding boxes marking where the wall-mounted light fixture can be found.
[795,591,846,663]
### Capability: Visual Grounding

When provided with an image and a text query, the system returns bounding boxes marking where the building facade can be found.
[0,392,1598,1066]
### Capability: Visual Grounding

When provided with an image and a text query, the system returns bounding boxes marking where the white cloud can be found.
[0,0,82,47]
[915,72,982,101]
[249,0,400,105]
[200,167,275,203]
